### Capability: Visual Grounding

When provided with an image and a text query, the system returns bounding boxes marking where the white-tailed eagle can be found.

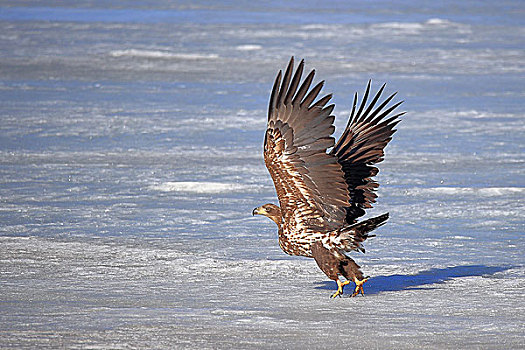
[253,57,403,297]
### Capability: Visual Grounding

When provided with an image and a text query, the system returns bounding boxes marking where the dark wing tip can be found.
[268,69,283,120]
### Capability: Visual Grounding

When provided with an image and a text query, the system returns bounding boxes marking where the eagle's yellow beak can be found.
[252,207,263,216]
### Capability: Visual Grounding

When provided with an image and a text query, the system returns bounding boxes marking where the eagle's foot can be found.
[351,277,368,297]
[330,280,350,298]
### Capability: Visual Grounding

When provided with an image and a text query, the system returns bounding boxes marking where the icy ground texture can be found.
[0,1,524,349]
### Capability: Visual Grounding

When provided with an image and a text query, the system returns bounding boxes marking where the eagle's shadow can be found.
[314,265,511,295]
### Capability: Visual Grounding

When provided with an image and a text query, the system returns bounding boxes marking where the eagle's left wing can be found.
[330,81,404,223]
[264,57,349,231]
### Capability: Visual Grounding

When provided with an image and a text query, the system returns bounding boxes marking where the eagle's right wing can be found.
[264,57,350,232]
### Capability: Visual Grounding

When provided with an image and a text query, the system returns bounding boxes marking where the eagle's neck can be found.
[268,213,282,226]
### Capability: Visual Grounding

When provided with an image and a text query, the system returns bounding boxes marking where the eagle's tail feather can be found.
[351,212,389,235]
[337,212,389,253]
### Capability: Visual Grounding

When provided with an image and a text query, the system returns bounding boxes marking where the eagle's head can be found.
[252,203,282,225]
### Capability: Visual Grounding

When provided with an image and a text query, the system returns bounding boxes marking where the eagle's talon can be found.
[331,279,349,298]
[351,277,368,297]
[330,289,343,298]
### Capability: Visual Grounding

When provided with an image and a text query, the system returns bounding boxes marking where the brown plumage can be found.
[253,57,403,297]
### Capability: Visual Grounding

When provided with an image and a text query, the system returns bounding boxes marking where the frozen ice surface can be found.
[0,1,523,349]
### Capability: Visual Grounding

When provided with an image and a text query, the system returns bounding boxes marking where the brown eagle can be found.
[252,57,403,297]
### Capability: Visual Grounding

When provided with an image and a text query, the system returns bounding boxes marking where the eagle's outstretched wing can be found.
[264,57,349,231]
[331,81,404,223]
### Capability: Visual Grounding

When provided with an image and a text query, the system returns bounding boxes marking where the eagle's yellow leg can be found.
[330,280,350,298]
[351,277,368,297]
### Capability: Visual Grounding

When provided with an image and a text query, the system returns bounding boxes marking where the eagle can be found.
[252,57,404,298]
